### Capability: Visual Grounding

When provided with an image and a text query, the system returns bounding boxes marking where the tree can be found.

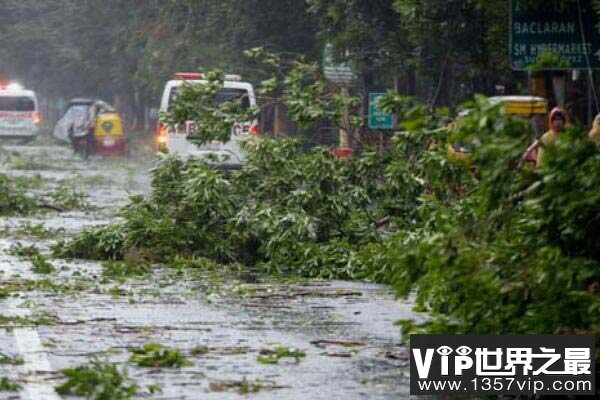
[309,0,514,106]
[0,0,319,127]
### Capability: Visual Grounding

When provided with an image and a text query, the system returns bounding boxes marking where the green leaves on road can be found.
[257,346,306,364]
[9,244,56,275]
[0,377,21,392]
[0,174,39,216]
[129,343,191,369]
[55,361,137,400]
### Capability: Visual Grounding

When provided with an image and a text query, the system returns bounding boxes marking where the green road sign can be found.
[368,93,394,130]
[510,0,600,70]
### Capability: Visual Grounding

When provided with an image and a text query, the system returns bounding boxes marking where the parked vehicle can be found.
[488,96,549,121]
[447,96,549,165]
[157,72,258,168]
[54,98,127,158]
[0,83,41,142]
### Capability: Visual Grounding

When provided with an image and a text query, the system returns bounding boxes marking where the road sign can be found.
[322,43,356,84]
[510,0,600,70]
[368,92,394,130]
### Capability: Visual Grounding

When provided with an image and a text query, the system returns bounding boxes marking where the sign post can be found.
[368,92,394,130]
[322,43,356,157]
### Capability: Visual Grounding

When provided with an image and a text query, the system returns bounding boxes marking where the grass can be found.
[257,346,306,364]
[129,343,191,368]
[55,361,138,400]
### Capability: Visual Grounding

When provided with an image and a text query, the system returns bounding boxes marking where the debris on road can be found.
[0,141,417,399]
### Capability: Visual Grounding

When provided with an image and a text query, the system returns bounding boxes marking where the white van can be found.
[158,73,258,167]
[0,83,41,141]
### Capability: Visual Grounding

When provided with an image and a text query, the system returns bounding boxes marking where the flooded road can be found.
[0,139,421,399]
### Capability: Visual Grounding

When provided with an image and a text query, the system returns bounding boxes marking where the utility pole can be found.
[339,86,351,149]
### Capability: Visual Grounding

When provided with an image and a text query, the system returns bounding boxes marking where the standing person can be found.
[588,114,600,146]
[522,107,568,167]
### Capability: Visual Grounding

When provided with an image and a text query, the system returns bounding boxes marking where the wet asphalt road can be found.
[0,139,423,399]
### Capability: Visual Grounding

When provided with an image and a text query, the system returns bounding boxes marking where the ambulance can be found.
[0,83,41,142]
[157,72,258,167]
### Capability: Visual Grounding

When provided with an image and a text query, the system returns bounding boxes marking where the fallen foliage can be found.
[0,173,39,215]
[257,346,306,364]
[56,96,599,345]
[55,361,137,400]
[129,343,191,368]
[9,244,55,274]
[0,377,21,392]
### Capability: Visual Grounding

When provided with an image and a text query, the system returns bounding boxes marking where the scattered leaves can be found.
[0,377,21,392]
[257,346,305,364]
[129,343,191,368]
[0,352,24,366]
[55,361,138,400]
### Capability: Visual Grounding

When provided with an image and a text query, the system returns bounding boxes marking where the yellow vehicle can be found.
[94,111,127,156]
[447,96,549,165]
[488,96,548,117]
[61,99,127,158]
